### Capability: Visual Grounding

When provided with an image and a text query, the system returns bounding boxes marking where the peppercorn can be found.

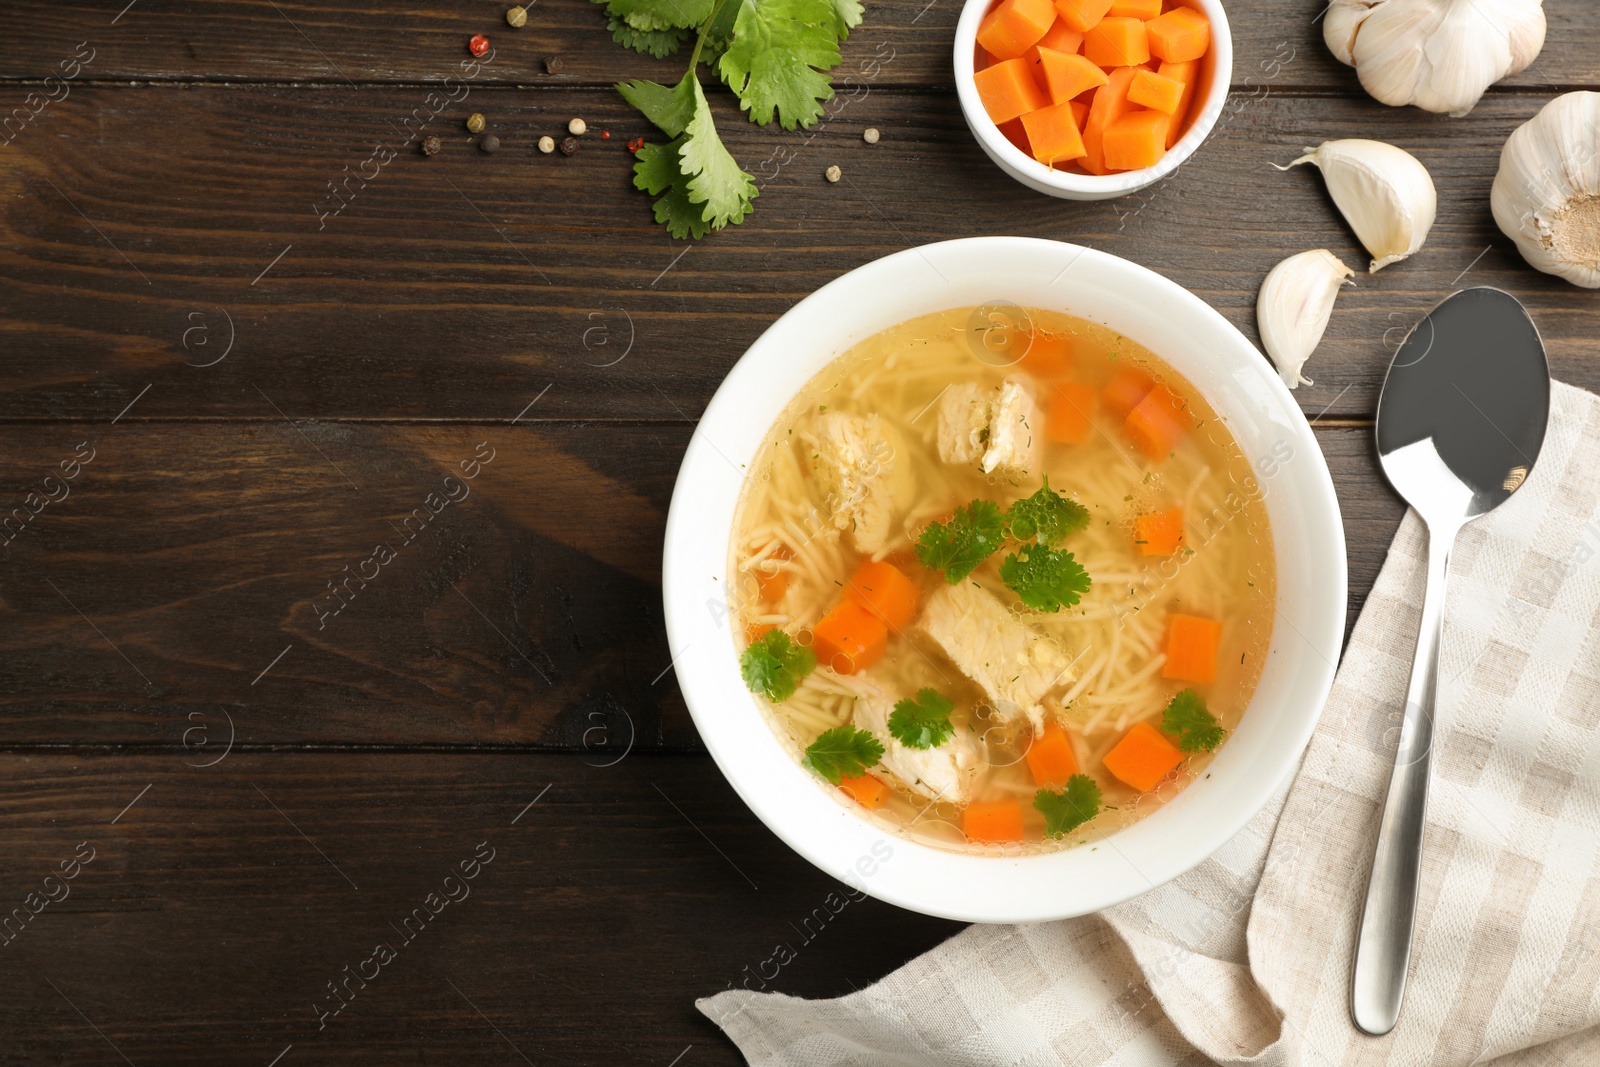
[506,5,527,26]
[480,134,501,154]
[544,55,563,74]
[863,128,880,145]
[469,34,490,57]
[627,136,644,153]
[559,136,579,156]
[422,135,442,157]
[568,117,587,136]
[538,135,556,154]
[466,112,486,134]
[601,130,611,140]
[825,164,841,182]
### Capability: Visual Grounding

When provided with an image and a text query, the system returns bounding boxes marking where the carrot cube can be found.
[1163,613,1222,683]
[1070,99,1090,129]
[1146,6,1209,62]
[1082,17,1150,67]
[1016,329,1074,378]
[998,117,1032,154]
[1124,381,1193,458]
[1026,722,1080,786]
[1103,721,1184,791]
[974,57,1050,125]
[962,799,1025,842]
[1044,383,1096,444]
[810,600,888,675]
[1102,365,1154,417]
[1157,58,1200,145]
[1108,0,1161,15]
[1127,68,1185,113]
[1025,19,1084,65]
[839,774,889,809]
[1019,100,1087,165]
[1079,65,1138,174]
[1103,109,1173,170]
[844,560,920,631]
[1052,0,1114,32]
[1134,507,1185,555]
[978,0,1059,61]
[1036,48,1109,105]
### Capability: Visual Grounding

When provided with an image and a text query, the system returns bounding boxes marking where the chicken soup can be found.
[730,305,1275,854]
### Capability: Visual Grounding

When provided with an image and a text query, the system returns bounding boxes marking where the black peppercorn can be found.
[559,135,579,155]
[421,135,442,156]
[480,134,501,154]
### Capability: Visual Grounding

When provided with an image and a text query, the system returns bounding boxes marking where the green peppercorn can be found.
[480,134,501,154]
[466,113,486,134]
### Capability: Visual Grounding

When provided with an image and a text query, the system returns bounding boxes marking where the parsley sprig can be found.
[603,0,864,238]
[739,629,815,701]
[887,689,955,749]
[802,725,884,784]
[1000,543,1091,613]
[915,500,1006,583]
[1161,689,1226,753]
[1034,775,1102,838]
[1006,477,1089,546]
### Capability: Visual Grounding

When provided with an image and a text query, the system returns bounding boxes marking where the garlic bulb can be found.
[1257,250,1356,390]
[1324,0,1546,117]
[1491,91,1600,288]
[1285,139,1437,272]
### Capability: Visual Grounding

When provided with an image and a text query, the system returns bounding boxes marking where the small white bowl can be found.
[954,0,1233,200]
[662,238,1345,923]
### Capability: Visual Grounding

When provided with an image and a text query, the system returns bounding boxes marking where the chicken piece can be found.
[853,683,982,804]
[806,412,912,555]
[920,581,1074,731]
[936,378,1039,476]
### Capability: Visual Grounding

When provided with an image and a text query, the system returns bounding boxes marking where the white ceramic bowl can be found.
[662,238,1346,923]
[954,0,1233,200]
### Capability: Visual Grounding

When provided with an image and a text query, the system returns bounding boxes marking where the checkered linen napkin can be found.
[699,380,1600,1066]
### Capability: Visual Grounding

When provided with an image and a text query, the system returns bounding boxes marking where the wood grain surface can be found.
[0,0,1591,1062]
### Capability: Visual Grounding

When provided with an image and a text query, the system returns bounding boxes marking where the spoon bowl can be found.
[1352,287,1551,1036]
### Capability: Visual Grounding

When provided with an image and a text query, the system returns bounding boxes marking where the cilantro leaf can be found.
[632,138,711,240]
[739,629,815,701]
[828,0,863,38]
[1000,543,1091,612]
[679,78,759,229]
[887,688,955,749]
[602,0,713,32]
[607,18,691,57]
[1161,689,1225,753]
[719,0,843,130]
[915,500,1005,583]
[1007,477,1089,546]
[618,72,699,137]
[802,725,884,784]
[1034,775,1102,838]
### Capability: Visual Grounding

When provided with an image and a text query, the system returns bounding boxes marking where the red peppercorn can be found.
[602,130,611,140]
[628,137,644,153]
[469,34,490,56]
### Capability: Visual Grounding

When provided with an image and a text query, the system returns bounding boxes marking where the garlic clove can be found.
[1491,91,1600,289]
[1286,139,1437,272]
[1323,0,1546,117]
[1257,250,1356,391]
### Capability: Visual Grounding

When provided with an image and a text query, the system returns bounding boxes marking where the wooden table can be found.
[1,1,1594,1062]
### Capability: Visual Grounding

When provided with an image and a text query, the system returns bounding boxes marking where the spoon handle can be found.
[1351,522,1454,1036]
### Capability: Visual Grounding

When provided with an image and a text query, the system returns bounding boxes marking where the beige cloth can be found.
[700,380,1600,1066]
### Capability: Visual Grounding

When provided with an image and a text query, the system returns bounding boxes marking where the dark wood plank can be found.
[0,421,1399,747]
[0,86,1590,424]
[0,751,964,1065]
[0,0,1594,90]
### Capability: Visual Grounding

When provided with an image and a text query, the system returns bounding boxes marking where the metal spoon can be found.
[1352,287,1550,1036]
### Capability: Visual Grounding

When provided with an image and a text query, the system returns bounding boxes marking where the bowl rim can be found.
[952,0,1234,198]
[662,237,1346,923]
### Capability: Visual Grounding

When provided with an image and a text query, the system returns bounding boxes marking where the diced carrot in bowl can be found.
[975,57,1050,124]
[1082,17,1149,67]
[963,799,1025,842]
[1103,109,1173,170]
[1070,99,1090,129]
[1053,0,1114,33]
[1103,366,1154,417]
[844,559,920,630]
[1103,721,1183,791]
[1025,19,1084,65]
[1108,0,1160,16]
[1036,48,1109,104]
[1134,507,1185,555]
[1016,328,1074,377]
[810,600,888,674]
[839,774,889,809]
[1146,5,1210,63]
[1127,68,1185,113]
[978,0,1059,61]
[1157,58,1200,146]
[1044,382,1095,444]
[1026,721,1080,785]
[1163,613,1221,682]
[1020,101,1087,165]
[1124,381,1193,458]
[1079,65,1137,174]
